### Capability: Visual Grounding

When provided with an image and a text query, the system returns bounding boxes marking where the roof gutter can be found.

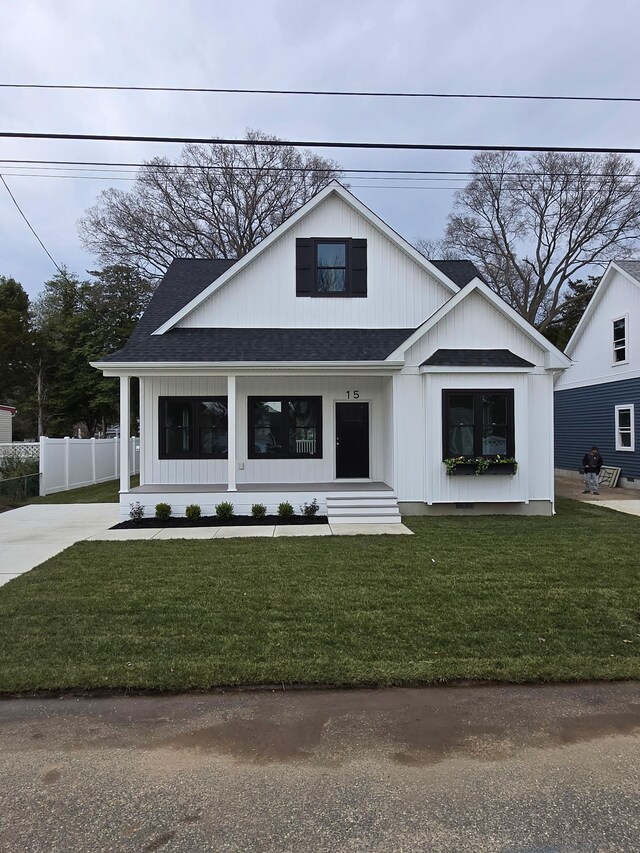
[91,359,405,377]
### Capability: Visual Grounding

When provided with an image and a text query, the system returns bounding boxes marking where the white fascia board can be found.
[419,365,535,374]
[564,261,640,357]
[151,181,459,335]
[387,278,572,369]
[91,360,404,378]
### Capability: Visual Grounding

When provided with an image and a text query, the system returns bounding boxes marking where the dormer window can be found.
[296,238,367,297]
[613,316,627,363]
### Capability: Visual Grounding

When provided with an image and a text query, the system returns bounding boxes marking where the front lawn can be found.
[29,475,139,504]
[1,498,639,692]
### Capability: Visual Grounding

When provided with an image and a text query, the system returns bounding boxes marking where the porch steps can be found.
[326,492,402,525]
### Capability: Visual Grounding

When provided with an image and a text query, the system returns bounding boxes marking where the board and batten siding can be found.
[555,267,639,390]
[0,410,12,443]
[140,375,393,487]
[404,289,546,368]
[555,377,640,480]
[177,194,452,330]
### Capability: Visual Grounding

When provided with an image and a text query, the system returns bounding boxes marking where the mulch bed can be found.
[112,515,328,530]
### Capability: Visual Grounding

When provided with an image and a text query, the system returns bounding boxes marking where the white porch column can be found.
[227,375,237,491]
[119,375,130,493]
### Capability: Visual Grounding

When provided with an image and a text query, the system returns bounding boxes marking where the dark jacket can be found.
[582,451,603,473]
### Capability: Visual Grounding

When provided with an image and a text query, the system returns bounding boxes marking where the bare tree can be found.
[438,151,640,330]
[78,129,343,278]
[414,237,458,261]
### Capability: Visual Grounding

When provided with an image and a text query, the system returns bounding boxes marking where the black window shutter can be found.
[350,238,367,296]
[296,238,314,295]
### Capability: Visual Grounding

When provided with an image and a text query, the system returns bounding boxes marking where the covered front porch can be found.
[116,368,400,522]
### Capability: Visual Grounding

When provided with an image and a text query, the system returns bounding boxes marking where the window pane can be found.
[252,400,285,456]
[317,243,346,268]
[317,268,346,292]
[614,346,626,362]
[613,319,626,342]
[446,394,474,456]
[619,431,632,448]
[164,400,192,454]
[199,400,228,455]
[288,399,320,455]
[482,394,508,455]
[618,409,631,429]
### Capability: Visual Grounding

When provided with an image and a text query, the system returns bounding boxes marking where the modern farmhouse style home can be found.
[92,182,570,522]
[555,260,640,489]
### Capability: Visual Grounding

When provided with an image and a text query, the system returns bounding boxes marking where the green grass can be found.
[29,475,139,504]
[1,498,639,692]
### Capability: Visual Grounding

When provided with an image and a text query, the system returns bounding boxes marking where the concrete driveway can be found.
[0,504,120,586]
[0,684,639,852]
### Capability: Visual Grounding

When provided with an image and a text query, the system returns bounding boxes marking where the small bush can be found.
[129,501,145,521]
[277,501,295,519]
[300,498,319,517]
[215,501,235,520]
[0,450,38,480]
[155,502,172,521]
[185,503,201,521]
[251,503,267,518]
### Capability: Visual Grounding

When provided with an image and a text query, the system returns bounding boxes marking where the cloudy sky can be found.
[2,0,640,297]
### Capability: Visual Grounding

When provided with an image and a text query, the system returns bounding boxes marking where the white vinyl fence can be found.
[39,437,139,496]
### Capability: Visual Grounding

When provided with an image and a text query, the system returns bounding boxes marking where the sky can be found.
[2,0,640,297]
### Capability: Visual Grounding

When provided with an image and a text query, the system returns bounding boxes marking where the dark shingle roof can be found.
[103,328,413,363]
[430,260,484,287]
[421,349,535,368]
[615,260,640,283]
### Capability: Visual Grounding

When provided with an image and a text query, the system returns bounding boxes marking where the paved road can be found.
[0,504,120,585]
[1,684,639,852]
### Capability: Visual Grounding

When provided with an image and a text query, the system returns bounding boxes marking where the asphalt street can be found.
[0,683,639,852]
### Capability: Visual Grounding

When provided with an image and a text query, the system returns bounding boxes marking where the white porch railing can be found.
[39,437,140,496]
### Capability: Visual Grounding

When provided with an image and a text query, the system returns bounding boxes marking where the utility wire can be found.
[1,159,639,179]
[3,130,640,155]
[0,173,64,273]
[1,82,640,104]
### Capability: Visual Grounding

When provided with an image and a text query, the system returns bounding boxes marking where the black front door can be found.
[335,402,369,478]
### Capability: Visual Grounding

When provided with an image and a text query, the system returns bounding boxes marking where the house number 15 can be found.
[346,390,360,399]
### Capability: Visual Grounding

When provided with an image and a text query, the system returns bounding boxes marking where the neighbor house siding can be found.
[0,410,12,443]
[554,377,640,480]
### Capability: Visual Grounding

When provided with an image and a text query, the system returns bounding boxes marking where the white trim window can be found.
[615,404,635,451]
[613,315,628,364]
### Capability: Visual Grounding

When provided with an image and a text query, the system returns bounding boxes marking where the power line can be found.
[1,159,638,179]
[3,130,640,155]
[2,82,640,104]
[0,174,63,273]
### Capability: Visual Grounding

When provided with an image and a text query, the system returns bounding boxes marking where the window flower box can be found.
[444,456,518,476]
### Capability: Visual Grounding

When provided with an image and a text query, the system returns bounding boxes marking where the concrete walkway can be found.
[0,505,412,587]
[0,504,120,586]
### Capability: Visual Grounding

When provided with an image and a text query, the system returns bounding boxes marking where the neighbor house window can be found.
[295,238,367,297]
[159,397,228,459]
[249,397,322,459]
[442,390,514,458]
[615,404,635,451]
[613,316,627,363]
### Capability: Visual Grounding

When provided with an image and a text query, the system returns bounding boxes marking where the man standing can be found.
[582,446,604,495]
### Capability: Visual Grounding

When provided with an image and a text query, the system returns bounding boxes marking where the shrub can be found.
[277,501,294,519]
[215,501,235,520]
[185,503,201,521]
[129,501,145,522]
[0,450,38,480]
[251,503,267,518]
[300,498,319,517]
[155,502,172,521]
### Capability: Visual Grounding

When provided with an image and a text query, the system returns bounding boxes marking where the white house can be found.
[555,260,640,489]
[92,182,570,522]
[0,405,16,444]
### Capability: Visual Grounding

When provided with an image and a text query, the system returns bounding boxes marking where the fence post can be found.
[39,435,46,496]
[64,437,70,492]
[91,437,97,485]
[114,437,119,479]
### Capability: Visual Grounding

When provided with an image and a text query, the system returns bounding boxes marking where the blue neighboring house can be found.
[555,260,640,488]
